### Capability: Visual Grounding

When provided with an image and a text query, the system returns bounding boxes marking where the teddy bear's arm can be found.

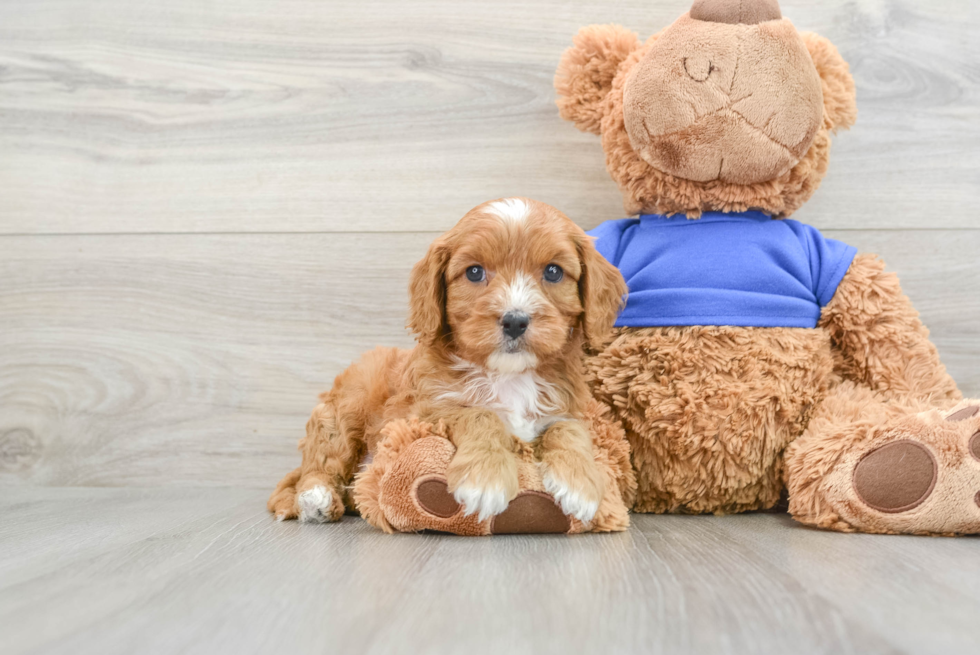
[818,253,961,405]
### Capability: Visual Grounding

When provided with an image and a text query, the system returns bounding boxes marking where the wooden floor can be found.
[1,487,978,655]
[2,0,980,653]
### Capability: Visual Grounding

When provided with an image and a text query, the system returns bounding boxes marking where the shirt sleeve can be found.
[586,218,639,267]
[799,223,858,307]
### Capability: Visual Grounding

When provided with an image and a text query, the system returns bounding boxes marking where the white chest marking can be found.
[441,358,564,442]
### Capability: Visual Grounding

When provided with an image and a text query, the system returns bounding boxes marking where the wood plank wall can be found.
[1,0,978,488]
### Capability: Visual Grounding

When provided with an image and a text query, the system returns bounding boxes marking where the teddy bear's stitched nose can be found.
[690,0,782,25]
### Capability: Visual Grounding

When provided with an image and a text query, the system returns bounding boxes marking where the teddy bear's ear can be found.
[555,24,642,135]
[800,31,857,132]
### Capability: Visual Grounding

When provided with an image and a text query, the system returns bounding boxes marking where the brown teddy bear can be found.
[555,0,980,535]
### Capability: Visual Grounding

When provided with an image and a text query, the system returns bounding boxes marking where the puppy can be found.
[269,198,627,525]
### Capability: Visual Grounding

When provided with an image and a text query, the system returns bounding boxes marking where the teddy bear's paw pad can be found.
[490,491,570,535]
[415,477,461,518]
[298,485,341,523]
[853,440,938,513]
[946,405,979,422]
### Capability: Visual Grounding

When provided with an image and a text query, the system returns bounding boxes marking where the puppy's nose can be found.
[501,312,530,340]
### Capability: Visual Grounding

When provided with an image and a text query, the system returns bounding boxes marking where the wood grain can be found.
[1,230,977,489]
[0,0,978,234]
[1,2,978,652]
[4,487,979,655]
[0,233,421,488]
[707,515,980,654]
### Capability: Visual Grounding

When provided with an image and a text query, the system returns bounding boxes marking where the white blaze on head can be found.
[486,198,530,223]
[499,272,543,316]
[488,273,544,374]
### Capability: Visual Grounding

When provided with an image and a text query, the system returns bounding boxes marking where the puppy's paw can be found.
[452,481,511,522]
[297,484,344,524]
[541,464,603,524]
[268,487,299,521]
[447,451,520,522]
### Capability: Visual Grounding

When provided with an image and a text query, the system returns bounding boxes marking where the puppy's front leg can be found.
[538,421,605,523]
[444,408,521,521]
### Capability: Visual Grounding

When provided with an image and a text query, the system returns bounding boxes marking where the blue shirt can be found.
[587,211,857,328]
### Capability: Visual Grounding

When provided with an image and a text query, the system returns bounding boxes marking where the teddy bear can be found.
[553,0,980,535]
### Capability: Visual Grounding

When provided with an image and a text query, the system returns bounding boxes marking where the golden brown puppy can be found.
[269,198,627,525]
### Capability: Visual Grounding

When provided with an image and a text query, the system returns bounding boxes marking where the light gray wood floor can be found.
[2,487,979,655]
[2,0,979,653]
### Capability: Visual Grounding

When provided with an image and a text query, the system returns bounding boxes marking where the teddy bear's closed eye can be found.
[682,55,713,82]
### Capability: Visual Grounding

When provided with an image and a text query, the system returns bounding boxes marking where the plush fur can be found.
[352,401,636,535]
[621,15,825,186]
[588,324,834,515]
[558,0,980,535]
[555,20,856,217]
[269,198,635,534]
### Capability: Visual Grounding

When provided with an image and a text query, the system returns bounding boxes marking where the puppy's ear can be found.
[578,236,627,349]
[555,24,642,135]
[407,236,451,346]
[801,31,857,132]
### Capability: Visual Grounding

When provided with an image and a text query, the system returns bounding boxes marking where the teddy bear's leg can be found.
[387,439,572,536]
[360,425,571,535]
[784,380,980,535]
[354,403,634,535]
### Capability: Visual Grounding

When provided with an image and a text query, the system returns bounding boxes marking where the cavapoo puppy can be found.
[269,198,627,525]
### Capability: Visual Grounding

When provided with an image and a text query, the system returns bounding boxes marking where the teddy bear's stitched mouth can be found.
[644,106,798,160]
[633,106,801,185]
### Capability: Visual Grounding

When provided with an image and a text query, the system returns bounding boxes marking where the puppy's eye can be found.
[543,264,564,283]
[465,265,485,283]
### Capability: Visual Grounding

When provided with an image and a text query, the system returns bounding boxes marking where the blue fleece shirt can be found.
[587,211,857,328]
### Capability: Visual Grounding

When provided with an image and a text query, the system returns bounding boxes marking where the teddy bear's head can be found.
[555,0,857,217]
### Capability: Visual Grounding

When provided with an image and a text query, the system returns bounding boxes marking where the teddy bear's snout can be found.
[621,10,824,186]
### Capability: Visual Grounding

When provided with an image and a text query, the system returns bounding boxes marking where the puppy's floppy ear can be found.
[407,236,451,346]
[578,236,628,349]
[800,31,857,132]
[555,24,642,135]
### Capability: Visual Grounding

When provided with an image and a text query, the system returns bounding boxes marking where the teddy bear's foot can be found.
[353,405,634,535]
[832,401,980,535]
[414,477,571,535]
